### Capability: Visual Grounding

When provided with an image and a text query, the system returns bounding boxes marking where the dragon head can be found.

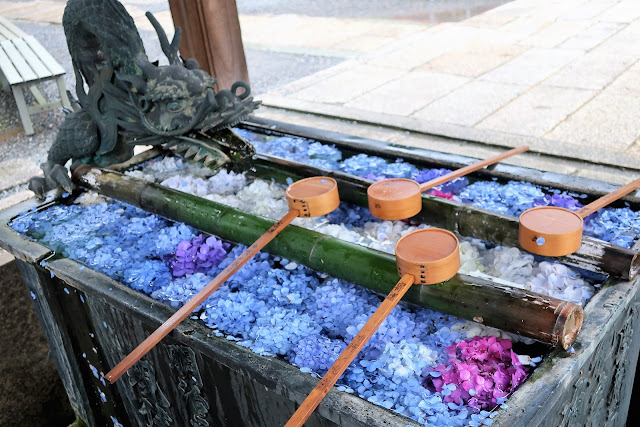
[118,58,258,140]
[119,61,214,136]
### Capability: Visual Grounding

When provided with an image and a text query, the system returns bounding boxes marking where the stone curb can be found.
[260,93,640,172]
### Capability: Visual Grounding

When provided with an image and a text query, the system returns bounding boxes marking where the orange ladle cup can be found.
[285,228,460,427]
[105,177,340,383]
[519,177,640,256]
[367,145,529,220]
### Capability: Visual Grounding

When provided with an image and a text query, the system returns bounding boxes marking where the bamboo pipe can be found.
[252,155,640,280]
[367,146,529,220]
[520,177,640,257]
[105,177,340,382]
[286,229,461,427]
[72,165,584,348]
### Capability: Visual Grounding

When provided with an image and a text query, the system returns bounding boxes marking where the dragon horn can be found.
[135,58,159,79]
[145,11,182,65]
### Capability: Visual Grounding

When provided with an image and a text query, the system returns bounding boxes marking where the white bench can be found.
[0,16,71,135]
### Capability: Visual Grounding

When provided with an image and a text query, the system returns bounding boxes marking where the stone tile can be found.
[598,0,640,23]
[0,1,27,15]
[345,71,468,116]
[601,69,640,97]
[525,0,588,21]
[518,20,591,48]
[560,1,618,21]
[261,92,640,169]
[629,60,640,72]
[572,164,639,186]
[9,3,65,24]
[330,35,396,53]
[364,25,498,70]
[239,14,310,47]
[559,21,624,50]
[477,85,595,137]
[268,61,357,96]
[241,14,388,53]
[387,133,580,175]
[0,190,33,211]
[462,10,519,29]
[417,43,526,77]
[623,139,640,158]
[412,80,526,126]
[480,48,582,86]
[544,51,636,90]
[254,107,401,142]
[372,22,426,38]
[545,90,640,152]
[363,39,448,70]
[284,19,383,50]
[497,16,555,42]
[427,24,501,45]
[0,249,14,268]
[0,159,41,192]
[291,64,405,104]
[592,20,640,55]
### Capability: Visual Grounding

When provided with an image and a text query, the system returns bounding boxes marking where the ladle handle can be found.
[419,145,529,192]
[105,208,300,383]
[285,274,415,427]
[576,177,640,218]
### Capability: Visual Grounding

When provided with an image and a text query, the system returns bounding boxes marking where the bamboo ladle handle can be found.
[368,146,529,220]
[285,274,415,427]
[106,176,340,383]
[576,177,640,218]
[418,145,529,191]
[106,208,300,383]
[285,228,460,426]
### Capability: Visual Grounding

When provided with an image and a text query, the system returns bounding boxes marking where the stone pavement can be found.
[2,0,640,186]
[259,0,640,180]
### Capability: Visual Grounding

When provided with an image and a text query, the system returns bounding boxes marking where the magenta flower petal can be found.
[423,336,530,413]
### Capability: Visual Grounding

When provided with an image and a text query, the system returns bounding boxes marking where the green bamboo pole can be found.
[252,155,639,280]
[73,165,582,348]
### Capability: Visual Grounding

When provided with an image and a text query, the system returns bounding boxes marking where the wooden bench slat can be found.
[0,16,28,37]
[0,24,69,135]
[0,25,21,41]
[0,39,38,82]
[11,38,51,80]
[0,16,27,38]
[0,44,23,85]
[0,26,13,42]
[23,36,65,76]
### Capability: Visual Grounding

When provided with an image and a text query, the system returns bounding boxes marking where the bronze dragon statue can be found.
[29,0,260,197]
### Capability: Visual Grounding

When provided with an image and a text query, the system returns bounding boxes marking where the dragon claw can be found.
[50,164,74,192]
[29,161,75,198]
[28,177,47,199]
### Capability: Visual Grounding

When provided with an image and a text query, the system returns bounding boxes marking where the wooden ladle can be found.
[285,228,460,427]
[367,145,529,220]
[105,176,340,383]
[519,177,640,256]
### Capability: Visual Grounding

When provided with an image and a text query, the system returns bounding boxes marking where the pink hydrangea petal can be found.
[459,368,471,381]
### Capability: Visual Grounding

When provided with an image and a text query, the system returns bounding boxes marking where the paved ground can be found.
[259,0,640,178]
